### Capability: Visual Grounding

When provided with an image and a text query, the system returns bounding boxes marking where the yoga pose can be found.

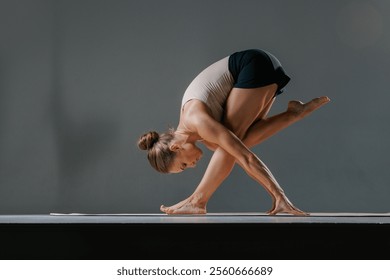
[138,48,330,215]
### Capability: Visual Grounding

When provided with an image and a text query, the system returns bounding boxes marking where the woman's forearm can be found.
[239,152,286,198]
[192,147,236,202]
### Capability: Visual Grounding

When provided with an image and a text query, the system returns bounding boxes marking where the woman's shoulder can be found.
[179,102,215,137]
[182,99,213,120]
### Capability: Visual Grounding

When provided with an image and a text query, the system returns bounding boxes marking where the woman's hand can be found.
[267,196,309,216]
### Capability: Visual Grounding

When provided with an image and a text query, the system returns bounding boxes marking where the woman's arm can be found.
[195,115,284,197]
[189,107,305,215]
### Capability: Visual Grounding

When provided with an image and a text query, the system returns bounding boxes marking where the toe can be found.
[319,96,330,103]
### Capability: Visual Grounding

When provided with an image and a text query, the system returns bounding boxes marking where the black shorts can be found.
[228,49,291,96]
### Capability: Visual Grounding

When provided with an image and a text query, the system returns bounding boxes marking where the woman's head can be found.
[138,129,176,173]
[137,129,203,174]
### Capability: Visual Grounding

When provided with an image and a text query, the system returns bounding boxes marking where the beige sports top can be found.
[181,56,234,122]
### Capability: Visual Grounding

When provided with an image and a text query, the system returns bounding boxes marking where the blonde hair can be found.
[137,128,176,173]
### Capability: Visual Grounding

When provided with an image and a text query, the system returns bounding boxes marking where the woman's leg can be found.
[160,85,330,214]
[222,84,278,139]
[243,96,330,148]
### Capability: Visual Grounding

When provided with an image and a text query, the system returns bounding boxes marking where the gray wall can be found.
[1,0,389,214]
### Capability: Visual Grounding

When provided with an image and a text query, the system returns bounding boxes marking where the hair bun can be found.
[138,131,160,150]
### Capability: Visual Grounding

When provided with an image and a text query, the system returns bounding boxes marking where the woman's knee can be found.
[222,84,277,139]
[222,118,249,140]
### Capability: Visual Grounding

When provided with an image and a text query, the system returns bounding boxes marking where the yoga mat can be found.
[50,212,390,217]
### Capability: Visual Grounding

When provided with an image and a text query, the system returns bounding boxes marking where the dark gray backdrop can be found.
[1,0,389,214]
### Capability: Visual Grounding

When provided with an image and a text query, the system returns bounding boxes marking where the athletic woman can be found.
[138,48,330,215]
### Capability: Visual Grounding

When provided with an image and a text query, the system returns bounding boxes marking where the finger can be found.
[292,209,309,216]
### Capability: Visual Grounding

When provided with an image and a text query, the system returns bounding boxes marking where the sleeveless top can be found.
[181,49,290,122]
[181,56,234,122]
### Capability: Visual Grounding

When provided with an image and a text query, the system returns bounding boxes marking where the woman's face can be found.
[169,142,203,173]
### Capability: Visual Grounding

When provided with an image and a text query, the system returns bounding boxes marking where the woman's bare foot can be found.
[160,195,207,215]
[288,96,330,119]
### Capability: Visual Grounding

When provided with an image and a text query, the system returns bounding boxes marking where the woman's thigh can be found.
[222,83,277,139]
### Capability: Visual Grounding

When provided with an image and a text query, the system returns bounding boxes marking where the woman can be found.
[138,48,330,215]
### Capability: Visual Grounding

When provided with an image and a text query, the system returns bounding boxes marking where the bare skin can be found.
[161,83,330,215]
